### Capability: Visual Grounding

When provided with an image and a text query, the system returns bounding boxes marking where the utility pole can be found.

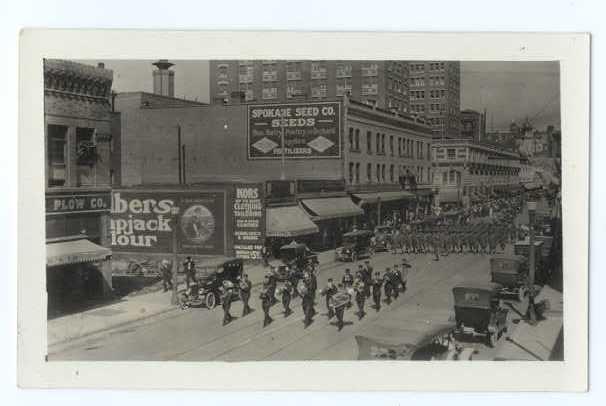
[171,226,179,305]
[177,125,182,184]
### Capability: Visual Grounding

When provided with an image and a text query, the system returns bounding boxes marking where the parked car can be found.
[190,257,243,309]
[452,283,509,347]
[269,241,318,282]
[335,230,374,262]
[373,225,394,251]
[490,255,529,301]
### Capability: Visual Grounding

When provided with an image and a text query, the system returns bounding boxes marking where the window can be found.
[336,63,352,78]
[311,82,327,98]
[376,164,381,183]
[442,172,447,185]
[262,65,278,82]
[348,128,354,150]
[311,62,327,79]
[349,162,354,184]
[367,163,372,183]
[376,132,380,154]
[286,61,302,81]
[238,65,253,83]
[447,148,456,159]
[47,125,68,187]
[381,134,386,154]
[398,138,402,156]
[262,87,278,99]
[355,129,360,151]
[355,163,360,184]
[361,63,379,77]
[382,164,386,182]
[366,131,372,154]
[336,78,352,96]
[389,135,394,156]
[390,165,394,183]
[76,127,96,186]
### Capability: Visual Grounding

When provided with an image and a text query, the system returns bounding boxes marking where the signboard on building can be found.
[247,101,341,160]
[232,184,265,260]
[46,192,111,215]
[110,190,225,255]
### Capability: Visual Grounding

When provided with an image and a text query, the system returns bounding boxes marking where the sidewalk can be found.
[48,249,337,347]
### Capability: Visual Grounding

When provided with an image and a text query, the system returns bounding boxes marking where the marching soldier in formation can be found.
[260,281,273,328]
[371,271,383,312]
[321,278,338,319]
[239,273,253,317]
[353,276,366,320]
[279,280,293,317]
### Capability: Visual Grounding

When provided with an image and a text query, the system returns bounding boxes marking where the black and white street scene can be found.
[44,58,563,362]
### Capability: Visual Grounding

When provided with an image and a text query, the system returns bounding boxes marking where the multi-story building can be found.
[44,59,115,316]
[209,60,410,114]
[407,61,461,139]
[460,109,486,142]
[431,139,522,207]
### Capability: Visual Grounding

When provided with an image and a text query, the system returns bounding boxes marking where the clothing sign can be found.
[247,101,341,159]
[232,184,265,260]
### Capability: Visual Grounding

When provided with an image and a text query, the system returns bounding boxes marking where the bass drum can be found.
[297,280,308,297]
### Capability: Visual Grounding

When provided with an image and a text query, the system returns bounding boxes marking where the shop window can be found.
[48,124,68,187]
[76,127,96,186]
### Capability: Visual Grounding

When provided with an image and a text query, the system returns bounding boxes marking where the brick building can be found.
[210,60,410,114]
[460,109,486,142]
[44,59,115,316]
[407,61,461,139]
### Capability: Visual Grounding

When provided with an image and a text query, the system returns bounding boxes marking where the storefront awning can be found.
[266,205,319,237]
[300,197,364,221]
[47,239,111,267]
[352,191,416,205]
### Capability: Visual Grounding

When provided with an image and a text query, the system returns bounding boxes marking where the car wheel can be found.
[205,292,217,309]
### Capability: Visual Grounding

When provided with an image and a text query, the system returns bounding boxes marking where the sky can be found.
[86,60,560,131]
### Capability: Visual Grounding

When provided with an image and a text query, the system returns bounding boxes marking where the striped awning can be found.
[46,239,111,267]
[300,197,364,221]
[266,205,319,237]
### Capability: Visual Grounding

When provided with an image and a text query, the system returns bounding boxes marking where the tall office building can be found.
[407,61,461,139]
[209,60,410,114]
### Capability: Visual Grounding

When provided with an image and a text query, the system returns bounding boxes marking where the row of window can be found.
[409,62,446,72]
[348,128,431,160]
[348,162,431,185]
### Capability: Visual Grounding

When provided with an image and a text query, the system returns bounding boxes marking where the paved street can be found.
[49,245,527,361]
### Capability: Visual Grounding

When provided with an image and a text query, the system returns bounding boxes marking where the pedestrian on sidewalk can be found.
[266,270,278,305]
[363,260,373,298]
[239,273,253,317]
[332,283,350,331]
[159,258,173,292]
[383,268,394,305]
[372,272,383,312]
[321,278,338,319]
[221,282,234,326]
[309,267,318,306]
[260,284,273,327]
[279,280,293,317]
[299,274,314,328]
[261,245,269,267]
[392,264,401,299]
[354,276,366,320]
[342,268,354,289]
[183,256,197,290]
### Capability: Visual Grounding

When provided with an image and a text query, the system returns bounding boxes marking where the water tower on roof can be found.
[152,59,175,97]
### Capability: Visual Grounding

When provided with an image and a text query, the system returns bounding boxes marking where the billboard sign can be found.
[110,190,225,255]
[247,101,341,159]
[232,184,265,260]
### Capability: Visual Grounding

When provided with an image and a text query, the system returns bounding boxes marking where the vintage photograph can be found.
[43,57,564,362]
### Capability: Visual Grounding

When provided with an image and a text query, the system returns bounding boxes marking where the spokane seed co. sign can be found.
[247,101,341,159]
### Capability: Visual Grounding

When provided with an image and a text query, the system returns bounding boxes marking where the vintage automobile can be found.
[269,241,318,282]
[490,255,529,301]
[335,230,374,262]
[373,225,393,251]
[452,283,509,347]
[187,257,243,309]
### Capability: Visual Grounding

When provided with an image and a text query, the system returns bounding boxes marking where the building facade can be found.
[209,60,410,114]
[431,139,522,207]
[460,109,486,142]
[44,59,115,316]
[113,93,434,250]
[407,61,461,139]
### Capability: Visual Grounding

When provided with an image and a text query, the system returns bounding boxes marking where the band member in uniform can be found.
[353,276,366,320]
[221,282,234,326]
[239,273,252,317]
[332,283,350,331]
[299,274,314,328]
[392,264,402,299]
[309,268,318,306]
[183,256,197,290]
[279,280,293,317]
[260,283,273,327]
[261,245,269,267]
[383,267,394,305]
[372,271,383,311]
[342,268,354,288]
[432,232,441,261]
[364,260,374,298]
[321,278,338,319]
[266,270,278,305]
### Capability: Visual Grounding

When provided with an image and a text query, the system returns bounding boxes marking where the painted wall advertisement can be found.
[232,184,265,260]
[248,101,341,159]
[110,190,225,255]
